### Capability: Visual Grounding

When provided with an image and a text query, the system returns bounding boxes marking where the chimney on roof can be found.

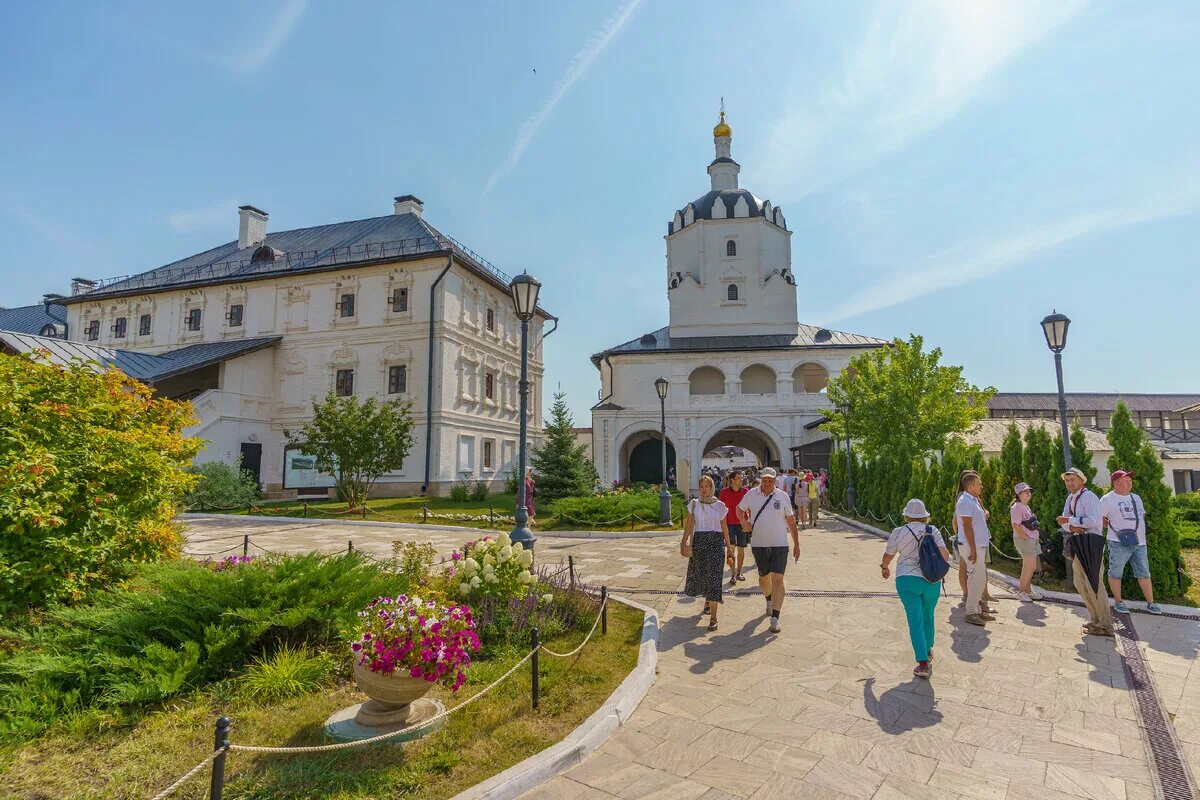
[70,277,96,296]
[238,205,269,249]
[393,195,424,218]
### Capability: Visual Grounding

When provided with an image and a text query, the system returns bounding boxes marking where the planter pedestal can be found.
[323,661,446,744]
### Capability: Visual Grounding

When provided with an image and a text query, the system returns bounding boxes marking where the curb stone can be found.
[448,595,660,800]
[181,513,682,539]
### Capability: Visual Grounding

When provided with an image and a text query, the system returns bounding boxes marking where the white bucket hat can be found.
[903,499,929,519]
[759,467,778,479]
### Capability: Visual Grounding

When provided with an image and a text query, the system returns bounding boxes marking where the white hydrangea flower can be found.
[519,548,534,567]
[470,576,482,588]
[459,582,470,594]
[541,593,553,604]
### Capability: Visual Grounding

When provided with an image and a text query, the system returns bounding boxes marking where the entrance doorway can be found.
[239,443,263,487]
[701,425,779,470]
[627,437,676,484]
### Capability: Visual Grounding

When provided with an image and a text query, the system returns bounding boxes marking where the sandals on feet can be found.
[708,618,718,631]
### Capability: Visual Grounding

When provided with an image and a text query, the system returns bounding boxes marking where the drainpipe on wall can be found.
[421,252,454,495]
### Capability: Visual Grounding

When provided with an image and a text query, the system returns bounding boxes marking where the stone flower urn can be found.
[352,660,437,728]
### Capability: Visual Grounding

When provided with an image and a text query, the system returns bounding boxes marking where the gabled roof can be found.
[0,304,67,336]
[0,330,280,383]
[988,393,1200,414]
[956,418,1112,453]
[61,211,551,316]
[592,325,889,364]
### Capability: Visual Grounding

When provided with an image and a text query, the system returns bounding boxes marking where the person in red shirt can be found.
[718,471,750,585]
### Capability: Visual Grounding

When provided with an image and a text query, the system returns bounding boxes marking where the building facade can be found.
[56,197,550,496]
[590,112,887,491]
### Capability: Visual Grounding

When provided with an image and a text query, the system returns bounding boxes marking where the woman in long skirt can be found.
[681,474,733,631]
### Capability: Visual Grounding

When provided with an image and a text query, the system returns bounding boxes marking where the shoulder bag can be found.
[1109,495,1141,547]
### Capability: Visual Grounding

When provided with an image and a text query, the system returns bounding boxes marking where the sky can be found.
[2,1,1198,422]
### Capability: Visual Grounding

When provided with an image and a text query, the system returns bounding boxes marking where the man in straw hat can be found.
[1057,467,1113,637]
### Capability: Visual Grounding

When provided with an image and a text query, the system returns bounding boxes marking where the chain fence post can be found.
[423,503,429,524]
[348,540,354,554]
[303,500,309,519]
[600,586,608,635]
[210,716,230,800]
[361,504,367,519]
[490,505,495,527]
[242,535,249,557]
[530,627,540,710]
[630,514,635,532]
[568,555,575,590]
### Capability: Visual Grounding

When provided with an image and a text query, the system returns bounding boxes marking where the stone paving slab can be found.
[180,515,1199,799]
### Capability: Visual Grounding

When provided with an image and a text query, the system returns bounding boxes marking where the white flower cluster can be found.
[455,531,534,596]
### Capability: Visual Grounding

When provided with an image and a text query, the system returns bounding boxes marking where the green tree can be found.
[1106,402,1182,599]
[822,335,995,462]
[0,353,201,612]
[286,392,414,510]
[530,392,597,501]
[183,461,260,511]
[1022,424,1060,565]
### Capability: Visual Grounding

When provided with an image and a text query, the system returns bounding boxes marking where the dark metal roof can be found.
[0,330,280,383]
[592,325,889,364]
[988,393,1200,414]
[62,211,551,316]
[682,189,765,221]
[590,401,625,411]
[0,304,67,336]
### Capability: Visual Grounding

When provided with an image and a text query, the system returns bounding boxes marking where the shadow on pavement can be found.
[662,615,773,675]
[861,676,943,732]
[947,605,991,663]
[1014,601,1048,628]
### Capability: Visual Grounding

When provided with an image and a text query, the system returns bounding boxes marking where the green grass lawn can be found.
[0,602,645,800]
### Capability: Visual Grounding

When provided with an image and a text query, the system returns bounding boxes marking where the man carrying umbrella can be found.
[1057,467,1113,637]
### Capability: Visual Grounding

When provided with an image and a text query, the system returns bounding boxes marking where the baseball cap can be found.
[1014,482,1031,495]
[1060,467,1088,481]
[759,467,777,479]
[1110,469,1136,482]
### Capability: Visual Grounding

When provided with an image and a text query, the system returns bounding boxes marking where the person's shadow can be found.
[861,677,943,733]
[680,615,773,675]
[947,604,991,663]
[1015,601,1047,628]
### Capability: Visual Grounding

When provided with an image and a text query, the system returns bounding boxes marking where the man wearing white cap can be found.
[1058,467,1113,636]
[737,467,800,633]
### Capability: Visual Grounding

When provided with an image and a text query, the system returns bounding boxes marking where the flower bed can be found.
[352,595,480,693]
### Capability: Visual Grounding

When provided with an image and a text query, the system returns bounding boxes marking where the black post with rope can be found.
[347,540,354,554]
[568,555,575,590]
[600,586,608,635]
[530,627,540,710]
[242,535,249,557]
[210,716,230,800]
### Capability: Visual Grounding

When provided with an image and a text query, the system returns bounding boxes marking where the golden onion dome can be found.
[713,110,731,138]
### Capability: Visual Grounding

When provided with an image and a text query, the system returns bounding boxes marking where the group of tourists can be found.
[679,458,1162,680]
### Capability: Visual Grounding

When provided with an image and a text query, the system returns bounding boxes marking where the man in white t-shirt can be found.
[737,467,800,633]
[955,471,991,626]
[1102,469,1162,615]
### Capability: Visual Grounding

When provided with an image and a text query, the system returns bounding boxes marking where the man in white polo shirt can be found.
[738,467,800,633]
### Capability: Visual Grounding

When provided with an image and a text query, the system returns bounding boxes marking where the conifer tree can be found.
[529,392,597,501]
[1106,402,1181,599]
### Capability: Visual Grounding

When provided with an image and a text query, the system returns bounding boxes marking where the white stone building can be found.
[56,197,551,497]
[590,113,888,490]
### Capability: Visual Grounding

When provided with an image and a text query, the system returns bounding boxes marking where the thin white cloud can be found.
[822,176,1200,324]
[483,0,645,195]
[751,0,1090,198]
[168,200,237,234]
[211,0,307,75]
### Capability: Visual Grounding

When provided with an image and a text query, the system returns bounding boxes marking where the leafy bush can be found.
[0,552,405,742]
[183,461,260,511]
[240,645,336,701]
[0,352,201,613]
[1172,492,1200,549]
[465,567,601,652]
[448,481,471,502]
[547,488,685,526]
[391,541,438,585]
[470,479,490,502]
[449,532,534,602]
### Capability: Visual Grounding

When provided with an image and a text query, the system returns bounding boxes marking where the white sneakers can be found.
[1015,591,1032,603]
[769,617,782,633]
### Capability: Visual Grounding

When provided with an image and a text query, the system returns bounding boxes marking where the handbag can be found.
[1110,496,1141,547]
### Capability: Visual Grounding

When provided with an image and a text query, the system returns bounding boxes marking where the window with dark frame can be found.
[727,284,739,301]
[139,314,152,335]
[335,368,354,396]
[483,440,493,470]
[391,287,408,312]
[112,317,127,338]
[486,307,495,332]
[40,324,57,337]
[86,320,99,341]
[226,303,244,327]
[186,308,202,331]
[485,371,495,400]
[338,293,356,318]
[726,239,737,256]
[388,365,407,394]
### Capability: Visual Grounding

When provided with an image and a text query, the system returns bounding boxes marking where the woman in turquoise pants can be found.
[880,499,950,679]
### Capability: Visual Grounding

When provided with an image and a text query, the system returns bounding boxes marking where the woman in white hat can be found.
[880,499,951,678]
[1009,482,1044,602]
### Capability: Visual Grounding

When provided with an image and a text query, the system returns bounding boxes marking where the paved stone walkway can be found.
[182,515,1200,800]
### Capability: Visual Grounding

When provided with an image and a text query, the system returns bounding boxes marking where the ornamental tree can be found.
[286,392,414,510]
[0,352,200,612]
[822,335,995,462]
[530,392,598,501]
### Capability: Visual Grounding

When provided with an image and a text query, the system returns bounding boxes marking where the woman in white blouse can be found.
[881,499,951,678]
[681,474,733,631]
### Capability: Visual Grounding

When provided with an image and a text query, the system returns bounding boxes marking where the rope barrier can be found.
[537,596,607,658]
[148,748,226,800]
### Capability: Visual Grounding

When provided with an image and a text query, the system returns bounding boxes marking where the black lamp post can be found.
[1040,311,1073,471]
[654,377,671,526]
[509,272,541,550]
[840,401,856,512]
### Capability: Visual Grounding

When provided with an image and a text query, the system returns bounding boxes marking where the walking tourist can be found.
[819,469,829,507]
[955,471,991,626]
[1102,469,1163,615]
[681,475,733,631]
[738,467,800,634]
[719,471,750,585]
[791,470,807,527]
[881,499,951,678]
[1058,467,1113,637]
[781,468,797,508]
[805,470,821,528]
[524,467,537,521]
[1009,482,1044,602]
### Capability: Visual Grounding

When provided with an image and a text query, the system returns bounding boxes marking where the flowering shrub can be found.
[451,532,534,601]
[351,595,480,693]
[208,554,255,571]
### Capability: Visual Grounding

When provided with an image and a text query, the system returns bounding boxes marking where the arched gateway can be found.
[589,109,889,491]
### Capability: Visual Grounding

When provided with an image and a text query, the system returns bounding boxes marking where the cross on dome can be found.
[713,98,732,139]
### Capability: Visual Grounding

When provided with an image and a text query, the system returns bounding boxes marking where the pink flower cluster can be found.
[351,594,481,693]
[209,554,254,571]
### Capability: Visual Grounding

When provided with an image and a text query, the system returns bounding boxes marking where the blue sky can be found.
[2,1,1198,421]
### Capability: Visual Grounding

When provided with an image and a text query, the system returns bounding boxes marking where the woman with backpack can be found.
[880,499,951,678]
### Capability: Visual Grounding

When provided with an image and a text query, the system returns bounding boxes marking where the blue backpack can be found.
[909,524,950,584]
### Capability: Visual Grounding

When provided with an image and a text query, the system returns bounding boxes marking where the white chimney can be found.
[393,195,424,218]
[238,205,268,249]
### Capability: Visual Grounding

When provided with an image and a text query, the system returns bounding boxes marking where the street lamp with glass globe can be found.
[508,272,541,551]
[654,377,671,525]
[1040,311,1073,471]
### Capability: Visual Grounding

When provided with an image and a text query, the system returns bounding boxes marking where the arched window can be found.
[726,284,739,301]
[792,363,829,393]
[726,240,736,257]
[251,245,276,264]
[39,324,58,337]
[740,364,777,394]
[688,366,725,396]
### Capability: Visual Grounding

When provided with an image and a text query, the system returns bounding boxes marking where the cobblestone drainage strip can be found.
[607,585,1198,800]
